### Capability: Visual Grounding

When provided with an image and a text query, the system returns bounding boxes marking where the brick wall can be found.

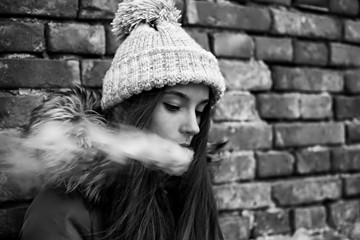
[1,0,360,239]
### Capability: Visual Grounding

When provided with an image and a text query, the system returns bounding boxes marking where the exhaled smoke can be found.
[0,120,193,178]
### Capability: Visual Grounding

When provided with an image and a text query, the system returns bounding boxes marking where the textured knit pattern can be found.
[101,1,226,110]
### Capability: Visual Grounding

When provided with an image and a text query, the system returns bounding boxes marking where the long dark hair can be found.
[103,86,223,240]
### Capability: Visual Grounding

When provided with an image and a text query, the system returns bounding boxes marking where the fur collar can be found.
[25,87,115,203]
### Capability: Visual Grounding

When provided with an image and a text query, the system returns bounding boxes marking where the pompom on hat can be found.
[101,0,226,110]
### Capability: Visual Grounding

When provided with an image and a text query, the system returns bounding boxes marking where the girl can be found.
[20,0,226,239]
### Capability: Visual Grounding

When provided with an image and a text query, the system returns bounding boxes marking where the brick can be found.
[0,206,27,238]
[331,43,360,67]
[294,206,327,230]
[272,177,341,206]
[344,174,360,196]
[346,121,360,143]
[48,23,105,55]
[345,70,360,94]
[219,215,250,240]
[255,37,293,62]
[332,146,360,172]
[257,151,294,178]
[272,9,341,40]
[293,0,329,11]
[213,152,255,183]
[79,0,119,19]
[0,96,43,128]
[273,66,344,92]
[329,0,359,16]
[275,122,344,148]
[345,20,360,43]
[212,33,253,58]
[335,96,360,119]
[210,123,272,151]
[329,200,360,232]
[82,59,111,87]
[253,209,291,236]
[0,59,80,88]
[105,24,118,55]
[214,182,272,210]
[0,172,42,202]
[295,147,331,174]
[299,94,332,119]
[294,40,328,66]
[257,93,300,119]
[214,92,258,121]
[251,0,291,6]
[186,29,210,51]
[0,21,45,53]
[219,60,272,91]
[0,0,78,18]
[186,1,271,32]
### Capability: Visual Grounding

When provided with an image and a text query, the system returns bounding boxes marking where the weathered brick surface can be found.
[329,200,360,232]
[271,9,342,40]
[214,92,258,121]
[219,215,250,240]
[256,151,294,178]
[0,21,45,53]
[82,59,111,87]
[0,59,80,88]
[275,122,344,148]
[219,60,272,91]
[331,43,360,67]
[257,93,300,119]
[293,0,328,10]
[0,172,42,202]
[0,206,27,239]
[294,206,327,230]
[210,123,272,151]
[329,0,359,16]
[295,147,331,174]
[299,94,332,119]
[0,96,44,128]
[345,20,360,43]
[214,183,272,210]
[213,151,256,183]
[332,146,360,172]
[272,177,341,206]
[346,121,360,143]
[252,0,291,6]
[345,70,360,94]
[186,1,271,31]
[0,0,78,18]
[255,37,293,62]
[344,174,360,196]
[272,67,344,92]
[212,33,253,58]
[294,40,328,66]
[48,23,105,55]
[253,209,291,236]
[335,96,360,119]
[79,0,119,19]
[186,29,210,51]
[105,24,118,55]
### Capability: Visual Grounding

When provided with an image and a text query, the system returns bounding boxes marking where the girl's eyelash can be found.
[163,103,180,112]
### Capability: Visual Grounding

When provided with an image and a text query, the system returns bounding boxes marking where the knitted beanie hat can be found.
[101,0,226,110]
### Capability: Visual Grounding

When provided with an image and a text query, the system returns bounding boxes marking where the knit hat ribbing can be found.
[101,0,226,110]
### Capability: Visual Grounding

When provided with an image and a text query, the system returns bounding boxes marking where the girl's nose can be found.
[180,111,200,136]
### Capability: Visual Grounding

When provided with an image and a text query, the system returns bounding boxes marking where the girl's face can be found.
[150,83,209,148]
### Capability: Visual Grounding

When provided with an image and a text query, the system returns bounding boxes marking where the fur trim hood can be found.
[24,87,117,203]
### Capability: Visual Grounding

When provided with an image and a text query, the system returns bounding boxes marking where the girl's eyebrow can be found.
[164,91,209,105]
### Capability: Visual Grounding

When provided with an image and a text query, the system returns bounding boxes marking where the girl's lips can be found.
[179,143,190,148]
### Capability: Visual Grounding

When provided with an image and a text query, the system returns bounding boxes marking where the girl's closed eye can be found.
[163,102,181,112]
